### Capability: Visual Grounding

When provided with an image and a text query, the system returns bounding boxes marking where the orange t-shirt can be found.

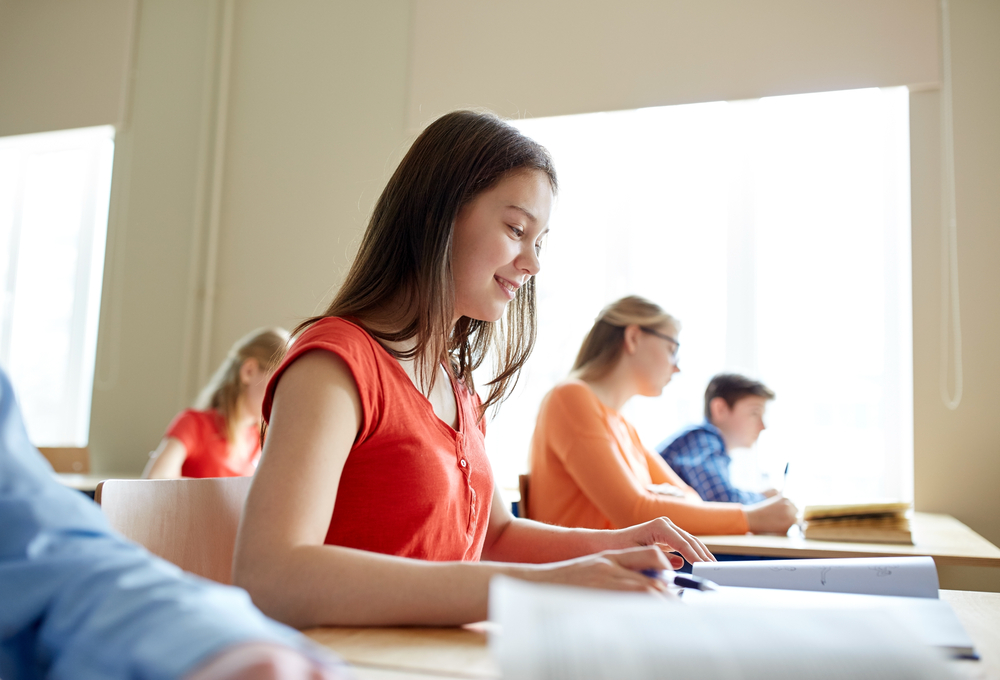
[263,317,493,561]
[528,380,749,535]
[165,409,260,478]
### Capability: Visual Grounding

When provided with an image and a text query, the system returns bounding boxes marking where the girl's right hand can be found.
[744,495,798,534]
[515,545,676,594]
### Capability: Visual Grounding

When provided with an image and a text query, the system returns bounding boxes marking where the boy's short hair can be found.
[704,374,775,422]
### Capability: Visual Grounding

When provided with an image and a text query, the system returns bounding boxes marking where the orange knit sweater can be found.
[528,380,749,535]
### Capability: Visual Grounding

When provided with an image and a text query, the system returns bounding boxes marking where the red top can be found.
[263,317,493,561]
[165,409,260,478]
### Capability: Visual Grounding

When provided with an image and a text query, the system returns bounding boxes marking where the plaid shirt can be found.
[656,422,765,504]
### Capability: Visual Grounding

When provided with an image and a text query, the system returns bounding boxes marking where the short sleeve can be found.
[263,318,385,444]
[164,409,205,452]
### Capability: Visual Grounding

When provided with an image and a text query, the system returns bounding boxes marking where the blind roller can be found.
[408,0,940,130]
[0,0,136,138]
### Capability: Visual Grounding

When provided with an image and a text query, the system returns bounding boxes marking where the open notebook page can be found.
[681,586,975,658]
[489,576,955,680]
[691,556,939,598]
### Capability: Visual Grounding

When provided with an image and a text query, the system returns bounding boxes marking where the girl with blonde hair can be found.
[143,327,289,478]
[528,295,797,535]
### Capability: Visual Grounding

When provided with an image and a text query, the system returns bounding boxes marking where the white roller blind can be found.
[0,0,136,137]
[408,0,939,130]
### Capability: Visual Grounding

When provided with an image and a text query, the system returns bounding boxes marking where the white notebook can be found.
[489,576,958,680]
[691,556,939,598]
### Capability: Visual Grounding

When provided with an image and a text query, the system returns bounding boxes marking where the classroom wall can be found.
[910,0,1000,588]
[88,0,412,471]
[54,1,998,581]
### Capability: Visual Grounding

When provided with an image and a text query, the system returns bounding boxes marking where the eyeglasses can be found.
[640,327,680,359]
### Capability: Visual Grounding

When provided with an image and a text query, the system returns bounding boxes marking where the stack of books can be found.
[802,501,913,545]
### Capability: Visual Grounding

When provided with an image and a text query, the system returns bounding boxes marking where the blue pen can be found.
[640,569,717,591]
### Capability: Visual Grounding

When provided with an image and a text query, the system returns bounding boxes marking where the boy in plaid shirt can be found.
[657,374,777,503]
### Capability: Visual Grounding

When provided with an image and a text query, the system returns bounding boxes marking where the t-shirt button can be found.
[460,459,467,468]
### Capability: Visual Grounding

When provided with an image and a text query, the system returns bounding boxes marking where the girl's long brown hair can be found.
[298,110,557,416]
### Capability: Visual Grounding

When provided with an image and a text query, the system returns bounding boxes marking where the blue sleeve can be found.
[0,370,341,680]
[658,429,764,504]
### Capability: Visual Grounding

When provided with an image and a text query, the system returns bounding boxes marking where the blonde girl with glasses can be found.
[528,295,797,536]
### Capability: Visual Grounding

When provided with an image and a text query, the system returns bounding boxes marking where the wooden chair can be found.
[95,476,253,584]
[518,473,531,519]
[38,446,90,473]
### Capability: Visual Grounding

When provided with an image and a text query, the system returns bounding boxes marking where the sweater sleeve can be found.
[0,370,345,680]
[544,384,748,535]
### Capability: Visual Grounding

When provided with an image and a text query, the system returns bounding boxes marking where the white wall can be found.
[910,0,1000,589]
[408,0,939,128]
[0,0,136,137]
[89,0,412,471]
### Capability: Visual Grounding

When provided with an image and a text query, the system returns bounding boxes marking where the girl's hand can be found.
[613,517,717,568]
[517,545,677,594]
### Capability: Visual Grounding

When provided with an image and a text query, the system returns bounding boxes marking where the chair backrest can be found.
[38,446,90,473]
[518,473,531,519]
[95,476,253,584]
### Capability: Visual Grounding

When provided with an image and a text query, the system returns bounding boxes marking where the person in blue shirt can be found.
[658,373,782,505]
[0,367,347,680]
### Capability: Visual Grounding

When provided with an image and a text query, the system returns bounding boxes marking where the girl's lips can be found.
[495,276,518,300]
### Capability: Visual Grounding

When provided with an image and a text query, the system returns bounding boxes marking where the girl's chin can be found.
[457,304,508,324]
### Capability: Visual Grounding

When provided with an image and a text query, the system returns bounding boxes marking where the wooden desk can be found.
[54,473,139,499]
[305,590,1000,680]
[698,512,1000,569]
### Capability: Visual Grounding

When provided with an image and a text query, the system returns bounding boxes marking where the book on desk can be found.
[802,501,913,545]
[490,556,974,679]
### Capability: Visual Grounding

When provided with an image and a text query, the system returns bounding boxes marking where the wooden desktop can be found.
[305,589,1000,680]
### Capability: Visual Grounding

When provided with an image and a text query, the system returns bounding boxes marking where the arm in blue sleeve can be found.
[659,429,763,504]
[0,370,341,680]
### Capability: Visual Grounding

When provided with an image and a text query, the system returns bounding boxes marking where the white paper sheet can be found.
[691,556,939,598]
[681,585,975,657]
[489,576,956,680]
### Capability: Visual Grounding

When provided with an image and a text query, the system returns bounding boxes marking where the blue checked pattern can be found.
[656,422,765,504]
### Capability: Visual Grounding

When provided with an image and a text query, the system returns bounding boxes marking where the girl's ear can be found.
[239,358,260,386]
[623,325,641,355]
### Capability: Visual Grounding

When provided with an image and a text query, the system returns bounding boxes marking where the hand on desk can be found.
[519,545,682,596]
[761,488,780,499]
[186,642,349,680]
[744,495,798,535]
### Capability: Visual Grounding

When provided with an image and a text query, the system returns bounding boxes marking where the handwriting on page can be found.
[691,556,938,599]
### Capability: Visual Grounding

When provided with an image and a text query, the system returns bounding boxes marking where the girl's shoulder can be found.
[166,408,225,440]
[286,317,390,370]
[543,379,603,414]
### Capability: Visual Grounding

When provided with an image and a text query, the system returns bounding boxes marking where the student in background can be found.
[144,328,289,479]
[233,111,715,630]
[658,373,779,504]
[528,296,797,536]
[0,367,346,680]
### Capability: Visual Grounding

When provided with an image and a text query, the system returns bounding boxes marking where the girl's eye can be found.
[508,224,524,238]
[534,241,544,255]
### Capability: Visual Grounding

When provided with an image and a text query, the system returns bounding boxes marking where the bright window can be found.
[485,88,912,506]
[0,126,115,447]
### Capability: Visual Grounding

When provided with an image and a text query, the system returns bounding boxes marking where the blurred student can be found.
[232,111,715,630]
[0,367,347,680]
[658,373,778,504]
[528,296,797,536]
[144,327,289,479]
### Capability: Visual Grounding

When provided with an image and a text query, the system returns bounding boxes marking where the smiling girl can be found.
[232,111,715,628]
